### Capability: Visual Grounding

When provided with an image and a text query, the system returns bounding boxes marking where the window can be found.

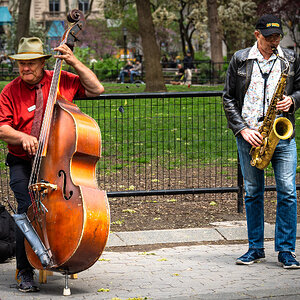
[78,0,89,14]
[49,0,60,13]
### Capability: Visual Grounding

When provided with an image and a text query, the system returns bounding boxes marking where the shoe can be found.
[278,251,300,269]
[236,248,265,265]
[16,269,40,292]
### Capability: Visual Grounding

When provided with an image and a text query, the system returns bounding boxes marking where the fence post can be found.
[237,153,244,213]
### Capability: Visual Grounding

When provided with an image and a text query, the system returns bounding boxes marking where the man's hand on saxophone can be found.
[276,95,293,112]
[240,128,263,147]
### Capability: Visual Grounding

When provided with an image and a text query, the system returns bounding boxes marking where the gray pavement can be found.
[1,221,300,300]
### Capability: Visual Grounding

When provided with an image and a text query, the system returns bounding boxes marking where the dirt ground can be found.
[108,191,299,232]
[1,170,299,234]
[106,165,300,232]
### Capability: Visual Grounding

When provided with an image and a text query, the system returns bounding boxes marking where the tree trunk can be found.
[15,0,32,51]
[206,0,223,82]
[207,0,223,62]
[135,0,166,92]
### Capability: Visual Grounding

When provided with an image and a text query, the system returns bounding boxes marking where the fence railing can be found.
[1,91,299,213]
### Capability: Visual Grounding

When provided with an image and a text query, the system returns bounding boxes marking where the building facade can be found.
[0,0,103,22]
[0,0,104,53]
[29,0,104,25]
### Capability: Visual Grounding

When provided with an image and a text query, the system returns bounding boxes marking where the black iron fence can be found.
[1,91,299,212]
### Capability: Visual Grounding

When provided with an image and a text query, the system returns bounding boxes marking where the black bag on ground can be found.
[0,204,16,263]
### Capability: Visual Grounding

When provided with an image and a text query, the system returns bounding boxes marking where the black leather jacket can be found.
[223,47,300,137]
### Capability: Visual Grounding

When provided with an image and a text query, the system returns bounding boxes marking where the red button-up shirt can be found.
[0,70,86,159]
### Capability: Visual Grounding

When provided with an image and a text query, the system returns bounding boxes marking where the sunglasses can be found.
[263,34,282,42]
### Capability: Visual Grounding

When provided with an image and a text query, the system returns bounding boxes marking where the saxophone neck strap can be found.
[256,58,278,122]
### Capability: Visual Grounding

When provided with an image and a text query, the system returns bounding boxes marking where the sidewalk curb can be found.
[107,222,300,247]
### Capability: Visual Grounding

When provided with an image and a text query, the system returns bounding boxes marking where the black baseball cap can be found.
[255,14,283,37]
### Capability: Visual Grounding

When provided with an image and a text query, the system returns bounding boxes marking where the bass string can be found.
[28,59,64,218]
[29,25,71,186]
[28,24,75,216]
[29,58,64,186]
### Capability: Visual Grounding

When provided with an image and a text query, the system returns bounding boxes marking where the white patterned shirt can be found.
[242,42,282,130]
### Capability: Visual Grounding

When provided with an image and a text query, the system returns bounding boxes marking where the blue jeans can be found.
[130,71,140,83]
[236,136,297,252]
[119,70,130,83]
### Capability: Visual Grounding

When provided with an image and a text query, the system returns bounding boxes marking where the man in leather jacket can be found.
[223,14,300,268]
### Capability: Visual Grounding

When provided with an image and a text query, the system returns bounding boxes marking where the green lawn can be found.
[0,81,226,171]
[74,88,232,172]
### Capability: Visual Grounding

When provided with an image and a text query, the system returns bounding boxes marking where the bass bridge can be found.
[29,181,57,196]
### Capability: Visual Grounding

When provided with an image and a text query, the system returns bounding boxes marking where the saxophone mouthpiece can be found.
[272,47,278,56]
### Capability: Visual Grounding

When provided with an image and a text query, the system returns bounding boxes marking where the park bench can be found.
[162,67,200,84]
[0,66,19,80]
[162,67,178,83]
[116,71,144,84]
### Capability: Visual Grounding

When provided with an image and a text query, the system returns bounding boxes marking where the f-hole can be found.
[58,170,73,200]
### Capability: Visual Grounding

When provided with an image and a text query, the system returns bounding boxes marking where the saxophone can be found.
[250,48,293,170]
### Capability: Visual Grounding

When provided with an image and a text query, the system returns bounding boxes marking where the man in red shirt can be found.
[0,37,104,292]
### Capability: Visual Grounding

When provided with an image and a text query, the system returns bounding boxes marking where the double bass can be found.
[24,10,110,293]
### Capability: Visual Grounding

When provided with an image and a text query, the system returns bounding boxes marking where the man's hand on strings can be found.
[0,125,38,156]
[21,133,39,156]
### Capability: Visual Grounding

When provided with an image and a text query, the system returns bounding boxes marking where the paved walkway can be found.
[1,221,300,300]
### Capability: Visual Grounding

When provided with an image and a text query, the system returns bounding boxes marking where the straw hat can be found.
[9,37,52,60]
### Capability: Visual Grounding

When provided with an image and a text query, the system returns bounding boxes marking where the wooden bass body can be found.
[26,98,110,274]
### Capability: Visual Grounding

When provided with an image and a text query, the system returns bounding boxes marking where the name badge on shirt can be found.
[28,105,36,112]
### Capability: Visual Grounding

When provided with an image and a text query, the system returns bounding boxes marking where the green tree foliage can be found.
[91,57,121,80]
[103,0,139,36]
[152,0,208,57]
[218,0,257,57]
[103,1,141,57]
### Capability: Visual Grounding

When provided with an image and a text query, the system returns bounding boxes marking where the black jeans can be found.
[6,153,33,271]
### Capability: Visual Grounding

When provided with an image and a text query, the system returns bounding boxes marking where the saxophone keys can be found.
[250,157,262,167]
[259,147,265,155]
